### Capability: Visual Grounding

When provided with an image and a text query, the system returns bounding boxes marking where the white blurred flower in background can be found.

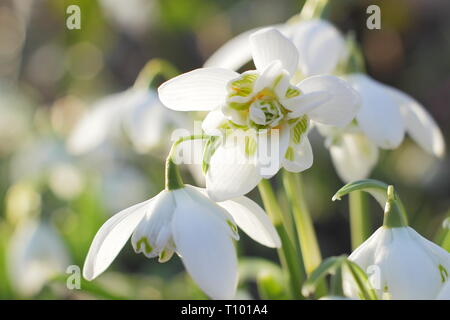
[68,88,189,156]
[8,219,71,296]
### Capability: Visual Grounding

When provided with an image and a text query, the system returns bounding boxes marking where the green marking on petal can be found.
[245,135,257,157]
[439,264,449,283]
[285,87,300,99]
[226,220,238,235]
[285,146,294,161]
[292,116,308,144]
[136,237,153,254]
[229,72,258,98]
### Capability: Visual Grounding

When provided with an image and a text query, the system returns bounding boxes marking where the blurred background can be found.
[0,0,449,299]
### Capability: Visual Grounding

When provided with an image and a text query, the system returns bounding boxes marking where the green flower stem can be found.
[282,171,322,274]
[258,180,306,299]
[134,58,179,89]
[299,0,331,20]
[349,191,370,250]
[165,135,207,191]
[329,265,344,297]
[383,185,408,228]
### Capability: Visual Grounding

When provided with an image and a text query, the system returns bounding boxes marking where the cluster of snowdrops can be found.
[76,12,450,300]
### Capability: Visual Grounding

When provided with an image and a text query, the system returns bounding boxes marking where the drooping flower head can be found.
[334,180,450,299]
[159,28,359,201]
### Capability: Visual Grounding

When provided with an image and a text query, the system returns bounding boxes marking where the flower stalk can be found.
[258,179,306,299]
[349,191,370,249]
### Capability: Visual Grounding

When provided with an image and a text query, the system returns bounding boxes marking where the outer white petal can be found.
[83,197,154,280]
[249,28,299,76]
[282,91,331,117]
[297,75,360,127]
[206,132,262,201]
[347,74,405,149]
[158,68,239,111]
[290,19,347,76]
[282,136,313,173]
[437,281,450,300]
[329,132,379,182]
[171,188,238,299]
[384,85,445,157]
[219,196,281,248]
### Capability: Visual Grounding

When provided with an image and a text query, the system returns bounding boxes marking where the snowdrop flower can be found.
[8,219,70,296]
[68,88,188,155]
[159,28,359,201]
[325,74,446,182]
[204,19,346,78]
[83,149,281,299]
[335,180,450,299]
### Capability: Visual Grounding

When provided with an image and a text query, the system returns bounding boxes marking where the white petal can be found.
[329,132,379,182]
[218,196,281,248]
[282,91,331,117]
[385,85,445,157]
[67,93,124,154]
[250,28,299,76]
[290,19,347,76]
[206,131,262,201]
[282,136,314,173]
[347,74,405,149]
[298,75,360,127]
[158,68,239,111]
[171,189,238,299]
[202,108,228,136]
[83,198,153,280]
[252,60,288,94]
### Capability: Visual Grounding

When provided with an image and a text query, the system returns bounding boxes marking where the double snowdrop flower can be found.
[334,180,450,299]
[68,88,188,155]
[83,149,281,299]
[159,28,359,201]
[206,18,445,183]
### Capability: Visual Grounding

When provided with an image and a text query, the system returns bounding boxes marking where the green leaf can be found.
[202,135,221,174]
[302,255,346,297]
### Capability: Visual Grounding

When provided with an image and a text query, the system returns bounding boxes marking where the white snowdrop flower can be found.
[325,73,445,182]
[8,219,71,296]
[68,88,188,155]
[336,182,450,300]
[159,28,359,201]
[83,184,281,300]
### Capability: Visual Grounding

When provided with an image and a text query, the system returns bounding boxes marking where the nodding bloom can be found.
[83,184,280,300]
[205,18,445,183]
[335,181,450,300]
[319,73,445,182]
[68,88,188,155]
[158,28,359,201]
